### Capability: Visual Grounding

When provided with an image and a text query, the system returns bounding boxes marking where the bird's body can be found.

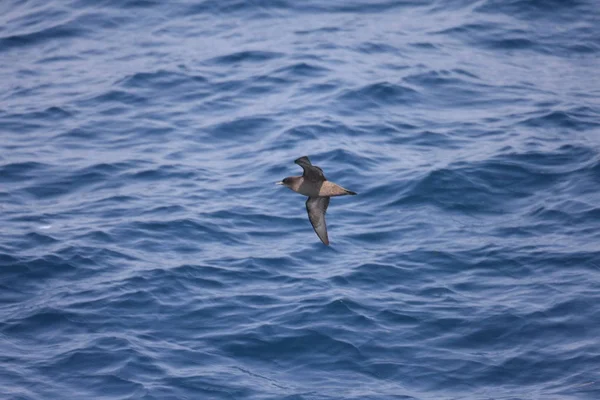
[283,178,355,197]
[277,156,356,245]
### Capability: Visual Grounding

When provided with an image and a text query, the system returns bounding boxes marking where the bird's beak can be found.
[276,181,284,185]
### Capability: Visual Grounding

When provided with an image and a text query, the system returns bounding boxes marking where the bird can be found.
[277,156,356,245]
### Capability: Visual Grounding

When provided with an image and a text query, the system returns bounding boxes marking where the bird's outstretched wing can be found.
[295,156,326,182]
[306,196,330,245]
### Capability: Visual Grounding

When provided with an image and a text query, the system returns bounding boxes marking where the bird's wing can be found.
[306,196,330,245]
[295,156,326,182]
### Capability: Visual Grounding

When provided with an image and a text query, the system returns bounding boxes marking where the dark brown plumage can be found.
[277,156,356,245]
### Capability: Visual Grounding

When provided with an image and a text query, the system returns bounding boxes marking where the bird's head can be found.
[276,177,299,189]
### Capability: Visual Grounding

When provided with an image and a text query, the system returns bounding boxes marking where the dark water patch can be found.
[1,106,72,122]
[102,288,162,319]
[22,232,60,246]
[403,70,482,87]
[567,42,600,54]
[405,130,460,148]
[452,68,480,80]
[69,9,131,31]
[1,4,71,32]
[345,225,407,245]
[75,230,115,245]
[273,62,330,79]
[535,200,600,225]
[299,0,427,14]
[0,22,86,53]
[519,110,600,131]
[375,120,419,135]
[493,144,598,174]
[394,166,515,214]
[42,106,72,120]
[434,146,598,207]
[85,90,147,107]
[207,50,284,66]
[0,253,87,292]
[221,328,365,365]
[110,218,237,251]
[0,162,53,183]
[296,298,380,332]
[117,0,162,9]
[163,375,251,399]
[0,283,29,305]
[80,161,139,176]
[403,70,496,107]
[35,54,83,64]
[20,169,109,200]
[340,263,408,289]
[336,82,420,110]
[42,337,136,375]
[320,148,365,167]
[1,306,91,340]
[212,257,302,283]
[300,81,343,96]
[476,0,592,22]
[161,264,228,289]
[93,105,131,117]
[179,0,291,17]
[55,246,138,267]
[126,165,197,182]
[115,269,225,310]
[251,74,293,89]
[205,116,275,141]
[408,42,438,50]
[356,41,400,55]
[45,371,145,400]
[376,309,420,328]
[0,119,48,135]
[140,204,187,217]
[435,22,542,53]
[119,70,208,91]
[483,35,539,51]
[237,77,290,96]
[83,196,142,220]
[189,95,243,115]
[295,26,342,35]
[277,120,365,145]
[211,78,246,94]
[513,249,600,275]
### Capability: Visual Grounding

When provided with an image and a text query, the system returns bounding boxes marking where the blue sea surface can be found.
[1,1,600,399]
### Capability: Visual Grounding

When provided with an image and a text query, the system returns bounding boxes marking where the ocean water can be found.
[1,0,600,399]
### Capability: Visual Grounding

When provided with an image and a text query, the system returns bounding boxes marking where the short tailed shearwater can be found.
[277,156,356,245]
